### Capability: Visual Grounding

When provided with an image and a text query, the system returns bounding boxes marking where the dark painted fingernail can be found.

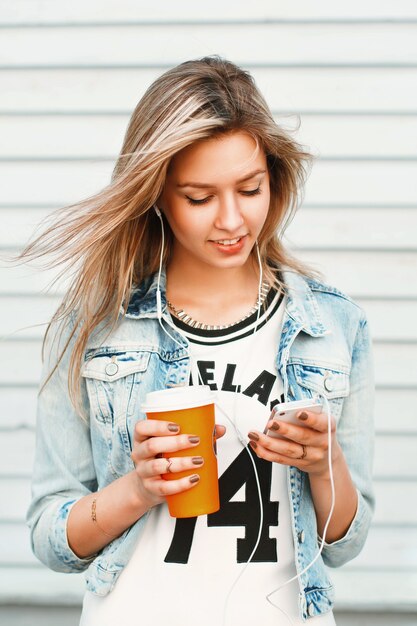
[249,440,257,449]
[192,456,204,465]
[168,423,180,432]
[248,431,259,441]
[189,474,200,483]
[298,412,308,421]
[270,421,280,431]
[188,436,200,444]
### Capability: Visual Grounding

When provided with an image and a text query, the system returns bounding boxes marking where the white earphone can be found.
[153,204,188,349]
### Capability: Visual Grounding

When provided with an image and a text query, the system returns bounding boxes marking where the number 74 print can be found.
[165,446,279,564]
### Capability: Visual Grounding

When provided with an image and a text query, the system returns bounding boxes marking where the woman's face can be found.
[158,130,270,272]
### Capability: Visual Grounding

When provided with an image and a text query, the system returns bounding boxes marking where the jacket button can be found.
[307,603,315,616]
[324,375,333,392]
[298,530,305,544]
[105,362,119,376]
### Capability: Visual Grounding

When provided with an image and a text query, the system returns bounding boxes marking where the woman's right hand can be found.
[130,420,226,510]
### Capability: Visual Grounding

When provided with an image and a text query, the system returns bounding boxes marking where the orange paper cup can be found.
[141,386,219,518]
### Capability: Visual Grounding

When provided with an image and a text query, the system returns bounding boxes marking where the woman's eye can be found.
[185,185,261,206]
[242,186,262,197]
[185,196,210,206]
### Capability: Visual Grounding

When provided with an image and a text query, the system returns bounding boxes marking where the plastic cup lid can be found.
[141,385,215,413]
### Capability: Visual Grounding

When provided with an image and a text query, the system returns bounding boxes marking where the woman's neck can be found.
[166,257,263,326]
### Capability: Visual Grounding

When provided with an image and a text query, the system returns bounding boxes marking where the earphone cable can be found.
[152,204,335,625]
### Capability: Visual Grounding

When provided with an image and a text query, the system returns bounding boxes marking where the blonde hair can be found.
[19,55,316,414]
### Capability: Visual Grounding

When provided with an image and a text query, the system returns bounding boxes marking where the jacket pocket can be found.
[287,362,350,420]
[82,350,151,478]
[82,350,150,422]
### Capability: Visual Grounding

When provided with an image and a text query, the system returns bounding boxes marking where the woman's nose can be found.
[213,196,245,232]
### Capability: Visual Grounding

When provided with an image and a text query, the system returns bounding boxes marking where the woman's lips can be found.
[209,234,248,254]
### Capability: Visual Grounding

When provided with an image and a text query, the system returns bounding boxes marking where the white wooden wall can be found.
[1,2,417,624]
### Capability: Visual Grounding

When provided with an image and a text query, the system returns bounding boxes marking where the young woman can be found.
[25,56,374,625]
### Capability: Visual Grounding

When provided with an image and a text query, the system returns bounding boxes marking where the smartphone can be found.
[263,399,323,438]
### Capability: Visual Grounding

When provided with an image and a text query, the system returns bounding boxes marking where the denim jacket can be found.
[27,268,375,621]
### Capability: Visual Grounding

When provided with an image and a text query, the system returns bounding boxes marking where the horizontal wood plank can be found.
[369,481,417,525]
[0,294,416,343]
[2,24,417,67]
[331,570,417,612]
[343,526,417,570]
[355,299,417,341]
[0,431,36,477]
[0,566,84,605]
[356,434,416,480]
[0,160,416,207]
[0,262,68,297]
[1,115,417,159]
[286,208,417,251]
[296,250,417,298]
[1,387,415,433]
[3,206,417,252]
[0,335,416,386]
[289,115,417,159]
[374,389,417,434]
[0,384,38,432]
[0,523,37,566]
[373,343,417,389]
[2,252,417,298]
[1,520,416,568]
[0,567,416,613]
[1,68,417,113]
[0,478,31,521]
[0,604,82,625]
[1,475,414,525]
[0,336,416,385]
[1,0,417,24]
[0,388,39,429]
[0,162,113,205]
[0,296,59,339]
[0,427,415,479]
[303,161,417,206]
[0,115,126,158]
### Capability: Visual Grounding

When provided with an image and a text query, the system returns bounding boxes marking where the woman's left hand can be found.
[248,409,342,478]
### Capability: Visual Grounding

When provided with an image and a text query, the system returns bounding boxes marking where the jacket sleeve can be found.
[319,311,375,567]
[26,313,98,573]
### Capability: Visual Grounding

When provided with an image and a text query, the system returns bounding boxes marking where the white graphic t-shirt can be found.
[80,286,336,626]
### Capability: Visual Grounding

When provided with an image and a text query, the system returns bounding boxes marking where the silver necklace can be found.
[166,281,271,331]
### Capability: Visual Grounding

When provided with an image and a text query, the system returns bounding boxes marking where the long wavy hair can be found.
[19,55,316,414]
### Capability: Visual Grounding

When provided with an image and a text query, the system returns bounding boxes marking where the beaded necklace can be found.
[166,281,270,331]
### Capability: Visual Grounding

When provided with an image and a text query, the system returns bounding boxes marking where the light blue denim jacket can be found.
[27,268,375,621]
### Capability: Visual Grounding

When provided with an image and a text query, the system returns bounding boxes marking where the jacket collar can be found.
[124,267,328,337]
[123,269,166,319]
[281,269,329,337]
